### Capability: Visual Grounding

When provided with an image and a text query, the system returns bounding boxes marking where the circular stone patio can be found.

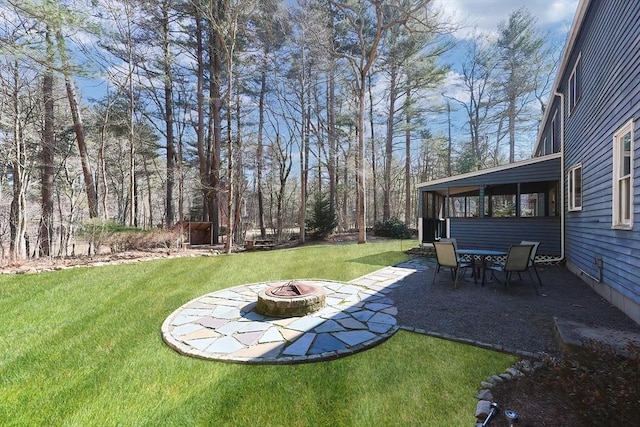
[161,279,398,364]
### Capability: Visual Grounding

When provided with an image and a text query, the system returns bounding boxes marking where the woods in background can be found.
[0,0,555,259]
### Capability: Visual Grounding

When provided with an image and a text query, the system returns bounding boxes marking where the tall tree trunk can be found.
[209,4,223,244]
[195,11,207,222]
[162,0,175,227]
[383,65,398,221]
[224,81,233,254]
[404,87,412,226]
[508,94,516,163]
[143,158,153,227]
[127,28,136,227]
[298,49,308,244]
[223,3,238,254]
[233,92,244,243]
[177,120,184,223]
[55,31,99,219]
[98,111,110,221]
[300,104,310,243]
[40,28,55,257]
[368,74,377,225]
[256,55,267,239]
[9,63,27,260]
[356,74,367,244]
[328,63,337,215]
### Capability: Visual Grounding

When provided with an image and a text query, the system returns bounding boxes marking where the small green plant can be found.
[305,195,337,240]
[373,217,411,239]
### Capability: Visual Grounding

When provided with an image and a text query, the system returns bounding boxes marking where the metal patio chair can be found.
[488,244,539,295]
[432,241,471,288]
[439,237,466,263]
[520,240,543,287]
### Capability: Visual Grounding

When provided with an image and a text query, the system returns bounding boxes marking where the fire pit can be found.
[256,280,326,318]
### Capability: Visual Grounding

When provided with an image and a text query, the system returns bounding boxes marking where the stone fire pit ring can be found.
[256,281,326,317]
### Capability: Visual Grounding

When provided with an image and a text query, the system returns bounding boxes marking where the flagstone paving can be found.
[161,259,424,364]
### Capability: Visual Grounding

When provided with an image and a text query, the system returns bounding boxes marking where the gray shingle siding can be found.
[451,217,561,255]
[561,0,640,305]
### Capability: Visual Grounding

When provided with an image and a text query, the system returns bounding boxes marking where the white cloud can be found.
[540,0,580,25]
[440,70,467,103]
[433,0,579,39]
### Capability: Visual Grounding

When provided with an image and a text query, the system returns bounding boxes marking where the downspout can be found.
[418,189,423,245]
[555,90,566,263]
[445,187,451,237]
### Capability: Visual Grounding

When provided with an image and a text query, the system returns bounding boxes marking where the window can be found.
[490,195,516,217]
[613,120,634,228]
[568,54,582,115]
[448,196,479,218]
[568,164,582,211]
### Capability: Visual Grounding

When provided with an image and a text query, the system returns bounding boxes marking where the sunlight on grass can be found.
[0,240,515,425]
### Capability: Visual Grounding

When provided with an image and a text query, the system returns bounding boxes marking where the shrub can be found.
[79,219,180,253]
[305,195,337,240]
[373,217,411,239]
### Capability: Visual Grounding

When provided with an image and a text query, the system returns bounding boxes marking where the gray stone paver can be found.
[161,261,421,364]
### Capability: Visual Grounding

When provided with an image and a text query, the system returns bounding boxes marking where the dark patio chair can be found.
[432,241,471,288]
[520,240,543,287]
[488,244,539,295]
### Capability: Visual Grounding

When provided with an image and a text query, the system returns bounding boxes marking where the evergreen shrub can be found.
[373,217,411,239]
[305,195,337,240]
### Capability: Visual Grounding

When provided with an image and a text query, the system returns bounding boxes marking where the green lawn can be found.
[0,241,515,426]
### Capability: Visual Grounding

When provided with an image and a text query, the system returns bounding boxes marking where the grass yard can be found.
[0,240,515,426]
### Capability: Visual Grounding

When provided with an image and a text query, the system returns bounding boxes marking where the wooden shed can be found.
[174,221,216,246]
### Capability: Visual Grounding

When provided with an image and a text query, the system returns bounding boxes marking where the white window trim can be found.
[568,163,583,211]
[551,110,558,152]
[568,53,582,116]
[612,119,634,229]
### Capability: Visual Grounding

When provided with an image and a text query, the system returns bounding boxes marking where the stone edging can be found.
[399,326,541,359]
[471,358,543,425]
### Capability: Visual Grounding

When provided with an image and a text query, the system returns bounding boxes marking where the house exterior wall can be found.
[536,99,562,157]
[417,156,561,248]
[560,0,640,324]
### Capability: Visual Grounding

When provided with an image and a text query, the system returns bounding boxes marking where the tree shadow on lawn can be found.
[347,252,405,267]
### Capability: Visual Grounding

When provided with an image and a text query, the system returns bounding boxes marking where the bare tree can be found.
[55,30,99,219]
[496,7,547,163]
[330,0,432,243]
[446,33,498,171]
[251,0,289,239]
[3,60,38,260]
[377,5,451,222]
[39,27,56,257]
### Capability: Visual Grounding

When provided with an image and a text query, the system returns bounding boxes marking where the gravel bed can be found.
[389,259,640,355]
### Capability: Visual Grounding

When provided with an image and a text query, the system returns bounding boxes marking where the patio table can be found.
[457,249,507,286]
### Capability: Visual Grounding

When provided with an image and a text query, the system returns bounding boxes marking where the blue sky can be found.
[426,0,580,158]
[74,0,581,162]
[435,0,579,37]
